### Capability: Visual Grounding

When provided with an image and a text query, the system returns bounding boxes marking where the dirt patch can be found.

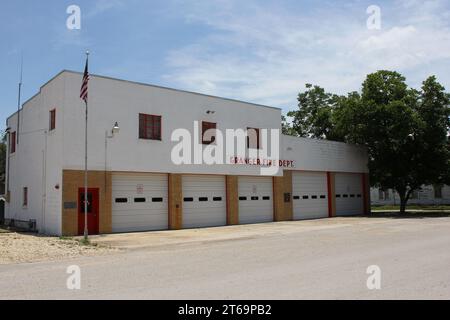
[0,233,117,265]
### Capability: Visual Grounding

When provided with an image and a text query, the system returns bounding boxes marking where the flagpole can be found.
[16,53,23,145]
[84,50,89,241]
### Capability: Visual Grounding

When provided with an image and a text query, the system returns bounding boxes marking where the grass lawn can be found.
[372,204,450,211]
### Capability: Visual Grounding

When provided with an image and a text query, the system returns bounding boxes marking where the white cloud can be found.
[164,0,450,111]
[356,25,450,70]
[85,0,125,19]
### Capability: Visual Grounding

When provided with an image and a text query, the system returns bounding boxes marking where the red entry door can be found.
[78,188,100,235]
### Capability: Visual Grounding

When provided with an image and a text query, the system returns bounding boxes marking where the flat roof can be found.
[64,70,281,111]
[8,69,281,122]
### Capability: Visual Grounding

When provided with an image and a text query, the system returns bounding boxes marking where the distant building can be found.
[371,185,450,206]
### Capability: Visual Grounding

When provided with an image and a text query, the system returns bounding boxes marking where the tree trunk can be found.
[398,189,412,214]
[399,197,407,214]
[398,191,408,214]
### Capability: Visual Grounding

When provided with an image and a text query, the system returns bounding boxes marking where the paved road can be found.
[1,217,450,299]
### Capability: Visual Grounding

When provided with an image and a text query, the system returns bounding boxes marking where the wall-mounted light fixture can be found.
[206,110,216,115]
[111,122,120,135]
[105,122,120,171]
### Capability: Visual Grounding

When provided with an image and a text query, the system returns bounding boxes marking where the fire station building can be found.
[4,70,370,236]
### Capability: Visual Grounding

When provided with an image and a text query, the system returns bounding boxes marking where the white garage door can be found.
[335,173,364,216]
[238,176,273,224]
[182,175,226,229]
[292,172,329,220]
[112,174,168,233]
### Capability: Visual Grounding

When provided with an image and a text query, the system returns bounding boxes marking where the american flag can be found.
[80,57,89,103]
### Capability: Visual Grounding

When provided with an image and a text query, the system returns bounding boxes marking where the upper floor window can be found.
[139,113,161,140]
[49,109,56,131]
[202,121,216,145]
[247,127,260,149]
[23,187,28,207]
[10,131,16,154]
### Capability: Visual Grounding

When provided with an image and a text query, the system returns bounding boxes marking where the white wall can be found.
[282,135,368,173]
[5,73,65,235]
[60,71,368,176]
[61,71,285,176]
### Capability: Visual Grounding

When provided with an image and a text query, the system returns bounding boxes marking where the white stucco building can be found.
[4,70,370,235]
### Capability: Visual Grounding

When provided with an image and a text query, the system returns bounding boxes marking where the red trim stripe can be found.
[327,172,333,218]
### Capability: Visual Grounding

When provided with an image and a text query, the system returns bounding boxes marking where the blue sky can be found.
[1,0,449,128]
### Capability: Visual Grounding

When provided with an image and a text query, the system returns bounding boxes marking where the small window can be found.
[320,195,326,199]
[139,113,161,140]
[239,196,247,201]
[251,196,259,201]
[134,198,146,203]
[49,109,56,131]
[357,194,362,198]
[213,197,222,201]
[202,121,217,145]
[199,197,208,202]
[262,196,270,200]
[152,197,163,202]
[10,131,16,154]
[350,194,355,198]
[247,127,260,149]
[311,195,318,199]
[184,197,194,202]
[293,196,300,200]
[23,187,28,207]
[115,198,128,203]
[343,194,349,198]
[336,194,341,198]
[302,195,309,199]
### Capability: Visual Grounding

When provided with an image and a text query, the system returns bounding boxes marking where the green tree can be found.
[337,71,449,213]
[286,84,343,141]
[281,115,297,136]
[284,71,449,213]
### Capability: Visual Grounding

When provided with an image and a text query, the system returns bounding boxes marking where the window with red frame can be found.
[247,127,260,149]
[49,109,56,131]
[10,131,16,154]
[23,187,28,207]
[202,121,217,145]
[139,114,161,140]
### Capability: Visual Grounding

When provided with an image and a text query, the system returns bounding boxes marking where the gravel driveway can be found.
[0,232,115,265]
